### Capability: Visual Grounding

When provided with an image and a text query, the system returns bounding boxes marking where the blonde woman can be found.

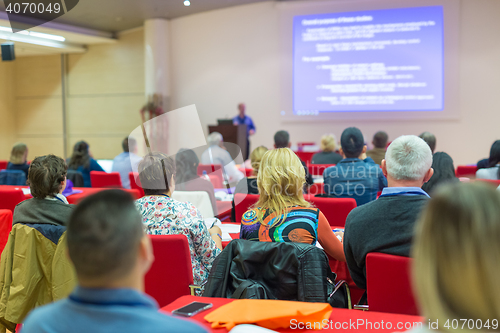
[240,148,345,262]
[311,134,342,165]
[232,146,268,221]
[411,182,500,332]
[7,142,29,178]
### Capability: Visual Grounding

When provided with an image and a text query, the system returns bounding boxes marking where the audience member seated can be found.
[112,137,142,189]
[273,130,314,186]
[477,157,489,169]
[240,148,345,262]
[366,131,388,165]
[68,141,104,187]
[344,135,433,290]
[476,140,500,180]
[175,148,218,215]
[200,132,244,183]
[21,190,206,333]
[6,142,29,179]
[410,182,500,333]
[323,127,387,206]
[418,131,436,154]
[135,152,222,294]
[421,152,458,195]
[311,134,342,165]
[14,154,73,226]
[231,145,268,221]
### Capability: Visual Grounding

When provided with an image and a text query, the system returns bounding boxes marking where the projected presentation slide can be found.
[293,6,444,115]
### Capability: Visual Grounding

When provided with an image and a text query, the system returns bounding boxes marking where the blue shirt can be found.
[112,152,142,189]
[380,186,430,198]
[71,159,104,187]
[232,115,255,136]
[323,157,387,206]
[21,286,207,333]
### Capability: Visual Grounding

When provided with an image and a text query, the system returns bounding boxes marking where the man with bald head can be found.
[233,103,256,160]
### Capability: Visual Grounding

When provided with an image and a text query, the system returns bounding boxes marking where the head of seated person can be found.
[255,148,309,226]
[339,127,366,159]
[273,130,291,149]
[207,132,223,148]
[68,190,152,289]
[421,152,458,195]
[28,154,67,199]
[138,152,176,196]
[69,141,91,169]
[418,131,436,154]
[10,142,28,165]
[372,131,388,149]
[175,148,200,184]
[381,135,434,188]
[488,140,500,176]
[413,182,500,328]
[320,134,337,153]
[250,146,268,177]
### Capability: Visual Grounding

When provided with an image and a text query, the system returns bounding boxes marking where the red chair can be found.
[129,172,145,197]
[0,161,7,170]
[308,183,324,195]
[0,209,13,253]
[295,152,316,165]
[366,253,418,315]
[0,188,26,213]
[145,234,195,307]
[207,174,223,189]
[243,168,253,177]
[308,164,334,176]
[455,165,478,178]
[90,171,123,188]
[297,142,316,148]
[234,193,260,222]
[304,195,357,228]
[476,179,500,187]
[198,164,225,188]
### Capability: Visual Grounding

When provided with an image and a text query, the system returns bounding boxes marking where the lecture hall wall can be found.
[169,0,500,165]
[1,0,499,165]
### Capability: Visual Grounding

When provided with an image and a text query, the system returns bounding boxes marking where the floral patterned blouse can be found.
[135,195,221,293]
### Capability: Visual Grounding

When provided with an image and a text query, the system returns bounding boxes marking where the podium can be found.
[208,124,247,160]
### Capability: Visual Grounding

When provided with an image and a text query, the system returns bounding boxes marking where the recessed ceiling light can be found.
[184,0,190,6]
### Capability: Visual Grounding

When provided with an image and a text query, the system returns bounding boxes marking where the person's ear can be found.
[423,168,434,183]
[139,235,154,276]
[339,147,345,158]
[287,142,291,148]
[362,145,367,154]
[274,144,277,149]
[381,159,388,177]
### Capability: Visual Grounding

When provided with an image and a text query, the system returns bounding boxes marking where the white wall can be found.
[170,0,500,165]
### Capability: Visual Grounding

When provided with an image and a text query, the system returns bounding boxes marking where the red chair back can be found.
[90,171,123,188]
[295,152,316,165]
[129,172,145,197]
[366,253,418,315]
[0,188,26,213]
[0,161,7,170]
[308,164,334,176]
[0,209,13,253]
[308,183,324,195]
[455,165,478,177]
[234,193,260,222]
[198,164,225,188]
[243,168,253,177]
[145,234,194,307]
[304,195,357,227]
[297,142,316,147]
[476,178,500,187]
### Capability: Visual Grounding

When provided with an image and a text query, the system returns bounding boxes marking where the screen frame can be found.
[278,0,460,122]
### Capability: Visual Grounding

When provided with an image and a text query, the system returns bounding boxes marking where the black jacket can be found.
[203,239,335,303]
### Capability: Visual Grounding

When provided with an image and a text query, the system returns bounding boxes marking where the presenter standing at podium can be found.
[233,103,256,160]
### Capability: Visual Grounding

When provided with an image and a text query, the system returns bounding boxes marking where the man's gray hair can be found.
[385,135,432,181]
[207,132,223,147]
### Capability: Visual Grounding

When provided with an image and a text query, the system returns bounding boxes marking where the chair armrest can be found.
[189,280,208,296]
[329,279,352,309]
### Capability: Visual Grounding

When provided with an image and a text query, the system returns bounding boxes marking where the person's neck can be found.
[78,273,144,291]
[152,191,171,197]
[387,177,424,188]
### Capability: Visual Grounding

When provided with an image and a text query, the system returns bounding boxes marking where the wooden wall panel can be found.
[15,98,63,136]
[15,55,62,98]
[0,62,16,159]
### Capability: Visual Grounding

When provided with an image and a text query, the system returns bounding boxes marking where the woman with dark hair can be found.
[421,152,458,195]
[68,141,104,187]
[174,148,217,215]
[7,142,30,178]
[476,140,500,180]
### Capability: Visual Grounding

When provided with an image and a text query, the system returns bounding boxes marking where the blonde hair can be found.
[413,182,500,330]
[250,146,268,177]
[254,148,310,227]
[320,134,337,152]
[10,142,28,164]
